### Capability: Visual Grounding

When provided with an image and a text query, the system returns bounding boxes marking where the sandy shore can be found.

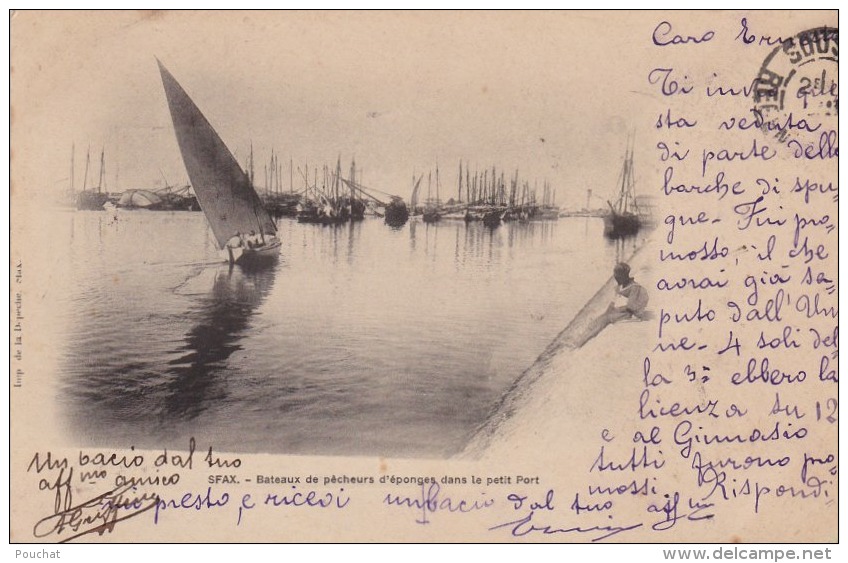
[461,239,654,460]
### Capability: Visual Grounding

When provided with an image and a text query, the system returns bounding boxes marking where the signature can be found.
[33,482,159,542]
[489,510,643,542]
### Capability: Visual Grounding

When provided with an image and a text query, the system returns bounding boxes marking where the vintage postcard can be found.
[10,10,837,544]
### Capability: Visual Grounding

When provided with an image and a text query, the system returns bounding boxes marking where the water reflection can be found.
[163,265,276,421]
[63,262,275,443]
[608,234,640,264]
[58,212,633,456]
[402,219,564,270]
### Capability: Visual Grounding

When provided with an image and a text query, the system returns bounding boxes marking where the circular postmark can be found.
[752,26,838,151]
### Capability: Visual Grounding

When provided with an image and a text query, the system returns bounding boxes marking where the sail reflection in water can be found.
[63,261,276,445]
[164,267,276,420]
[57,211,636,458]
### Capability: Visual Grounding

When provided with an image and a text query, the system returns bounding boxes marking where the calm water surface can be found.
[57,210,633,458]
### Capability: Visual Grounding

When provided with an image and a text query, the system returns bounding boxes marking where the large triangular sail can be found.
[157,60,276,249]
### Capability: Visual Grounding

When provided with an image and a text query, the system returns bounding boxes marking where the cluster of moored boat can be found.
[62,61,645,267]
[68,186,199,212]
[408,162,561,227]
[61,152,564,231]
[61,75,562,233]
[61,146,200,212]
[259,155,407,227]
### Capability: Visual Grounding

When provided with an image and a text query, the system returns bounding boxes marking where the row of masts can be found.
[454,161,556,209]
[249,145,294,197]
[65,143,198,211]
[412,161,556,210]
[245,147,559,211]
[62,142,561,227]
[409,161,559,227]
[246,145,367,221]
[243,143,415,226]
[66,143,189,197]
[245,144,360,197]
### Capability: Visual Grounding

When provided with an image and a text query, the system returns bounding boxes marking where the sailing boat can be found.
[76,146,110,210]
[422,167,441,223]
[157,60,280,266]
[409,174,423,216]
[603,136,641,239]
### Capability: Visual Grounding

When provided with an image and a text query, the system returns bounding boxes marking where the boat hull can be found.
[482,210,504,228]
[603,212,641,238]
[384,200,409,227]
[422,210,441,223]
[229,239,282,267]
[76,191,109,211]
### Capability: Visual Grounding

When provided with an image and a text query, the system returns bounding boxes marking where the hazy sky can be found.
[11,10,816,209]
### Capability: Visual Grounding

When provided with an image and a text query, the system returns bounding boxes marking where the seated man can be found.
[608,262,649,320]
[225,231,244,248]
[572,262,649,348]
[225,232,244,264]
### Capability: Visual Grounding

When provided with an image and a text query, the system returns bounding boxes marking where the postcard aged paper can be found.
[10,10,837,543]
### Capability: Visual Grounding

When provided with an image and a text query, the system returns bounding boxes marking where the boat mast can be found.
[457,160,462,203]
[333,162,339,203]
[97,148,105,193]
[248,141,255,188]
[499,172,505,205]
[621,142,628,213]
[82,146,90,192]
[465,162,471,203]
[436,164,440,207]
[269,149,275,196]
[304,160,309,201]
[69,143,75,195]
[345,157,353,202]
[491,166,496,205]
[628,134,637,214]
[512,169,519,207]
[277,157,282,196]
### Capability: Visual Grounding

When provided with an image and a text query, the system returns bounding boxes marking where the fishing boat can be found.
[157,184,200,211]
[384,196,409,227]
[346,158,366,221]
[422,168,442,223]
[115,189,164,210]
[158,60,280,266]
[295,158,360,225]
[336,172,408,227]
[409,174,423,216]
[75,147,110,210]
[603,137,641,239]
[482,208,505,228]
